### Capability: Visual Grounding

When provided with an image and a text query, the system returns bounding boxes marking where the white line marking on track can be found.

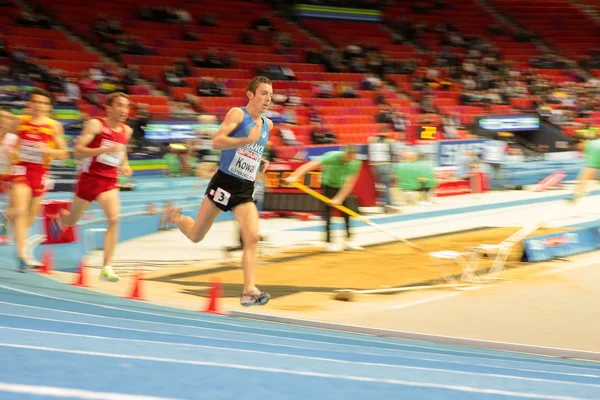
[2,325,599,386]
[0,343,588,400]
[0,284,569,362]
[0,382,178,400]
[2,306,598,378]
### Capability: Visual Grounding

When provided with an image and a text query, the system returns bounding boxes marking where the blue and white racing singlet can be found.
[218,107,269,182]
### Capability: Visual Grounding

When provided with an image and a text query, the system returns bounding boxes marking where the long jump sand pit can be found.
[147,226,570,305]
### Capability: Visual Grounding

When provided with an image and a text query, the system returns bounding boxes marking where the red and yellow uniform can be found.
[12,116,57,197]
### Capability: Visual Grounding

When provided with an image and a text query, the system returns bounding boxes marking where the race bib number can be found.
[212,187,231,206]
[19,140,44,164]
[96,139,123,167]
[228,146,261,181]
[10,165,26,176]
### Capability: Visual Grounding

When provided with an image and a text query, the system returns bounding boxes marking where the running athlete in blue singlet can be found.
[174,76,274,306]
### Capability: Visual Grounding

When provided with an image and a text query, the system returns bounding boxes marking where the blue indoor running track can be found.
[0,261,599,399]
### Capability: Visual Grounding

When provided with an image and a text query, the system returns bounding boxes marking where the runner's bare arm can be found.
[6,117,23,163]
[212,107,258,150]
[120,126,133,177]
[121,126,133,167]
[47,121,68,160]
[73,119,119,159]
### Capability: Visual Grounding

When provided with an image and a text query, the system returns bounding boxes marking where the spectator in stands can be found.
[285,89,303,107]
[79,72,100,107]
[171,102,196,119]
[279,126,301,146]
[131,104,149,152]
[174,59,191,78]
[16,11,51,29]
[89,64,106,83]
[282,106,298,125]
[63,77,81,104]
[314,82,334,98]
[205,49,224,68]
[368,133,394,208]
[200,12,217,27]
[164,66,186,88]
[338,83,358,98]
[441,115,459,139]
[305,48,322,65]
[122,65,140,87]
[0,65,10,82]
[107,16,123,35]
[307,105,322,125]
[0,35,7,58]
[198,76,225,97]
[324,50,345,73]
[239,30,256,45]
[252,16,274,32]
[310,123,336,145]
[360,74,382,91]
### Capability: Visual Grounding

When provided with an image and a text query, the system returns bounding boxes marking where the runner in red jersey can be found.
[61,92,132,282]
[7,89,68,271]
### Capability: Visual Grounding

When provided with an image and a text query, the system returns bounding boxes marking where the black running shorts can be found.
[205,169,255,212]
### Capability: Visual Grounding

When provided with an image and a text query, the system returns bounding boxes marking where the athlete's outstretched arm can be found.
[73,119,120,159]
[212,107,260,150]
[284,160,321,184]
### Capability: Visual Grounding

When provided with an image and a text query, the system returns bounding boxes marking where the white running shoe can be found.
[345,241,364,251]
[326,242,343,252]
[99,266,119,283]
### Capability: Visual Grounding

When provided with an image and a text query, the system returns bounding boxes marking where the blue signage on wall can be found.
[477,115,540,132]
[436,139,488,167]
[144,122,219,142]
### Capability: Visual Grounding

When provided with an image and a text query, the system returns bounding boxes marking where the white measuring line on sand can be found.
[388,292,465,310]
[1,303,597,378]
[0,343,589,400]
[2,325,599,387]
[0,382,177,400]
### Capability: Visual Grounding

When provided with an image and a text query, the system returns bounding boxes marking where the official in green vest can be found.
[285,144,364,252]
[393,152,438,204]
[571,130,600,202]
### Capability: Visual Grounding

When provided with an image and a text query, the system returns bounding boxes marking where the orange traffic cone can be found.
[72,259,88,287]
[126,270,146,301]
[203,278,223,314]
[38,249,53,274]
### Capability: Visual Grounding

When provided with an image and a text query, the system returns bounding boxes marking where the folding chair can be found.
[465,223,540,281]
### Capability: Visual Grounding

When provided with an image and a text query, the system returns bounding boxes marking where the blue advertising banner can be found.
[436,139,488,167]
[490,159,584,187]
[523,225,600,262]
